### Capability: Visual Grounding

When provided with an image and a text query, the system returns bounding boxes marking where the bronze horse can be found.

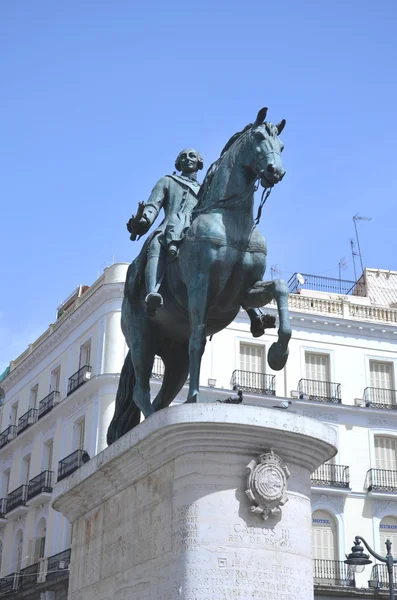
[107,108,291,444]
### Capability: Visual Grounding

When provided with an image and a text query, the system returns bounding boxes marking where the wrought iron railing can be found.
[366,468,397,492]
[0,425,16,449]
[369,564,397,588]
[313,559,355,587]
[231,370,276,395]
[46,548,71,580]
[0,498,7,518]
[57,450,89,482]
[27,470,53,501]
[298,379,341,403]
[0,573,17,595]
[5,485,29,514]
[151,356,165,379]
[67,365,92,396]
[17,408,38,435]
[364,387,397,410]
[38,390,60,419]
[311,464,350,488]
[18,562,40,591]
[288,273,365,296]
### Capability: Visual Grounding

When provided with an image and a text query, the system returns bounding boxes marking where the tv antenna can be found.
[338,257,348,291]
[271,265,282,279]
[353,214,372,275]
[350,240,359,282]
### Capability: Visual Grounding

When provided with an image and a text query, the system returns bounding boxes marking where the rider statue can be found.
[127,148,275,338]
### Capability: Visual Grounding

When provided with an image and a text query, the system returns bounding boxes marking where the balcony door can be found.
[305,353,331,398]
[312,510,337,561]
[380,517,397,554]
[240,344,265,374]
[375,437,397,471]
[370,361,395,406]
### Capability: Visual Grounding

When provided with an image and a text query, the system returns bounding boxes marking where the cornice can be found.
[2,284,124,392]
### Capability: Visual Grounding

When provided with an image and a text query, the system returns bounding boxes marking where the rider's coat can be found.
[142,174,200,253]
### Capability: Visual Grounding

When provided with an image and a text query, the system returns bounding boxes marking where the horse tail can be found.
[107,350,141,445]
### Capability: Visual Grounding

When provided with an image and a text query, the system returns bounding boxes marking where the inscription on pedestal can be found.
[184,562,312,600]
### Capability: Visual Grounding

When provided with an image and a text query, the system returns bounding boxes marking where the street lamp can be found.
[345,536,397,599]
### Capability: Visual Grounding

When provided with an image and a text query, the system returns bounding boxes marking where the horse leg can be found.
[186,274,210,403]
[242,278,291,371]
[152,343,189,412]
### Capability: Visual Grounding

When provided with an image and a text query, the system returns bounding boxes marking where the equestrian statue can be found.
[107,107,291,444]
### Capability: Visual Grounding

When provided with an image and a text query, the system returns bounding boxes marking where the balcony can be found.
[67,364,92,396]
[364,387,397,410]
[17,408,38,435]
[311,464,350,489]
[0,425,17,449]
[18,562,40,592]
[288,272,365,296]
[0,498,7,522]
[366,468,397,493]
[57,449,89,482]
[298,378,341,404]
[38,390,60,419]
[314,559,355,587]
[231,370,276,395]
[46,548,71,580]
[5,485,29,517]
[0,573,17,596]
[27,471,53,507]
[369,563,397,589]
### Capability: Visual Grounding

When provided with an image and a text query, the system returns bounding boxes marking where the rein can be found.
[192,176,272,226]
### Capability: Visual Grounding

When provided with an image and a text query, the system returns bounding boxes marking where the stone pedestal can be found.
[52,404,337,600]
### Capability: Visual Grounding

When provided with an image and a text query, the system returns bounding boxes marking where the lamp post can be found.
[345,536,397,599]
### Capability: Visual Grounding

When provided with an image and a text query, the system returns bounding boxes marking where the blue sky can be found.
[1,0,396,371]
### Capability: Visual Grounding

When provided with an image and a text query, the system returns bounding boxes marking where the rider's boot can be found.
[247,308,276,338]
[145,256,163,310]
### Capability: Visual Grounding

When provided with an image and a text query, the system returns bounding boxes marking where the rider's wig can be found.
[175,149,204,172]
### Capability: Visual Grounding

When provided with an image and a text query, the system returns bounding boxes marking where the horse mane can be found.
[195,123,253,208]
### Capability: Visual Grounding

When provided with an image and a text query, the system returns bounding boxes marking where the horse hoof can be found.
[268,342,289,371]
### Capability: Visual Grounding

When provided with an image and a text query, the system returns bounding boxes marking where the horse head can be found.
[241,107,286,188]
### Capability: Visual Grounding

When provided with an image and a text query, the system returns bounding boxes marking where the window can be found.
[2,470,10,498]
[312,510,337,561]
[79,341,91,369]
[375,437,397,471]
[380,517,397,553]
[43,439,54,472]
[14,531,23,573]
[50,367,61,393]
[21,455,31,485]
[240,344,265,373]
[10,402,18,426]
[29,385,39,410]
[0,540,2,574]
[305,353,330,382]
[370,361,395,406]
[73,418,85,451]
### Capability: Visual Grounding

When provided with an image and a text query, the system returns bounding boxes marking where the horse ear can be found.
[254,107,268,126]
[276,119,286,135]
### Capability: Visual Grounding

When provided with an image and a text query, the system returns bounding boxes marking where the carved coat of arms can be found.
[245,450,290,520]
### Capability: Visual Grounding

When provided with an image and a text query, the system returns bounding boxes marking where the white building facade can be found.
[0,264,397,599]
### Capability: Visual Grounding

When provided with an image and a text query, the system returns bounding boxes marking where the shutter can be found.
[79,419,85,450]
[47,441,53,472]
[370,362,395,405]
[312,510,337,561]
[305,353,330,382]
[375,437,397,471]
[240,344,264,373]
